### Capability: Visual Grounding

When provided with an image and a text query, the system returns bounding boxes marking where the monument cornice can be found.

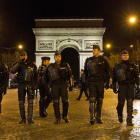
[33,28,106,36]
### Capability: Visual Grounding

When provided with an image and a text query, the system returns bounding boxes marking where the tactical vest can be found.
[17,62,35,82]
[48,62,68,81]
[87,56,104,76]
[114,62,135,82]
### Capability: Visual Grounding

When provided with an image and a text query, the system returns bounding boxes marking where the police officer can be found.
[84,45,110,125]
[76,69,89,101]
[112,50,139,126]
[0,61,9,115]
[11,51,38,125]
[38,57,52,117]
[45,51,73,124]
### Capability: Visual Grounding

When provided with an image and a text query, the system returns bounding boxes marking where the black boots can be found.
[127,99,133,126]
[62,100,69,123]
[53,100,70,124]
[116,99,133,126]
[76,97,80,101]
[27,99,35,125]
[53,100,61,124]
[89,97,96,125]
[116,102,124,123]
[44,98,52,115]
[96,98,103,124]
[19,101,26,124]
[39,98,46,118]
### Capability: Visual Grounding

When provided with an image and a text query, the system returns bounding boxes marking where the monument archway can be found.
[61,47,79,81]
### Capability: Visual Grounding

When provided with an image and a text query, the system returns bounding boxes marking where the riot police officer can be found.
[45,51,73,124]
[11,51,38,125]
[76,69,89,101]
[112,50,139,126]
[38,57,52,117]
[84,45,110,125]
[0,61,9,115]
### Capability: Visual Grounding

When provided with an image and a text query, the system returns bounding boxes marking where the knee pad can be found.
[127,98,133,107]
[62,100,69,107]
[118,100,125,106]
[40,97,44,102]
[28,99,33,105]
[89,97,96,103]
[53,100,59,104]
[97,98,103,104]
[19,101,25,105]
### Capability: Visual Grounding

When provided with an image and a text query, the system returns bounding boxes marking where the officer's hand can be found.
[113,84,118,94]
[34,83,38,90]
[136,85,140,93]
[69,86,73,91]
[113,88,118,94]
[3,87,7,95]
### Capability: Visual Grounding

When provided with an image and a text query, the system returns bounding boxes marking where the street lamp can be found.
[106,44,111,49]
[129,17,136,23]
[18,45,23,49]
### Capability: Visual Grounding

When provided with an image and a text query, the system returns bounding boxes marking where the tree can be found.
[108,52,122,70]
[1,51,20,70]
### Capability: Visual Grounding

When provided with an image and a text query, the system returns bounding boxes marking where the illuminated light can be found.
[129,17,136,23]
[18,45,23,49]
[130,45,133,48]
[106,44,111,48]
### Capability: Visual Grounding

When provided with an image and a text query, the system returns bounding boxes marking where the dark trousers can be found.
[18,82,34,121]
[89,80,104,118]
[18,82,34,101]
[117,84,134,118]
[39,84,52,115]
[89,80,104,98]
[78,84,88,99]
[51,82,68,101]
[51,81,69,119]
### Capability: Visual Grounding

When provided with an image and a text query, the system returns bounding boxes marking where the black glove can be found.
[113,84,118,94]
[3,87,7,95]
[105,81,110,90]
[69,86,73,91]
[136,85,140,93]
[34,82,38,90]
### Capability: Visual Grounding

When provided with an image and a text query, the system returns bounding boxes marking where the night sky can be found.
[0,0,140,61]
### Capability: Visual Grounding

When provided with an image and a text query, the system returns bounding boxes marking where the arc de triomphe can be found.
[33,19,106,79]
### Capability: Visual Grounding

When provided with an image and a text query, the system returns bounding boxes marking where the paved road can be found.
[0,88,140,140]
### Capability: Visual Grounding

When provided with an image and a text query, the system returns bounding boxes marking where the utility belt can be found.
[51,78,67,85]
[17,76,34,83]
[88,75,104,81]
[119,79,135,85]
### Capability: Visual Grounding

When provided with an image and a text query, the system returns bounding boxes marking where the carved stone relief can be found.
[38,40,54,50]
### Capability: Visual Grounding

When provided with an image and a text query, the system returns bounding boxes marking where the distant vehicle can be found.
[9,78,18,89]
